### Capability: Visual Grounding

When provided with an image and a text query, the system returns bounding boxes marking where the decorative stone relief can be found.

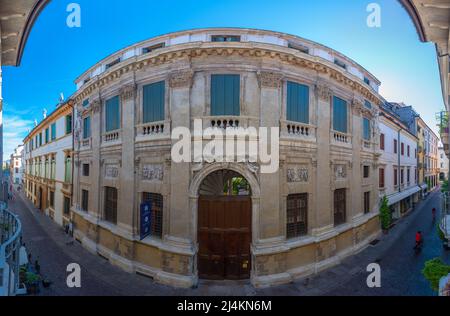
[142,164,164,181]
[169,70,194,88]
[315,84,331,101]
[334,164,347,179]
[351,98,363,116]
[105,165,119,178]
[287,166,309,183]
[246,162,259,175]
[257,71,283,89]
[92,100,101,114]
[120,85,136,101]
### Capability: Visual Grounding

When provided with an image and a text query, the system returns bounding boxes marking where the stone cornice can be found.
[73,46,383,106]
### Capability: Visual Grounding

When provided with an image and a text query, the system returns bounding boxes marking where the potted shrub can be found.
[25,272,41,295]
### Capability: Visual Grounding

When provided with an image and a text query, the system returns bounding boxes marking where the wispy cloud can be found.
[2,114,34,161]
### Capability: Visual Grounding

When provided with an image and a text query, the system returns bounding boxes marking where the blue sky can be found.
[2,0,444,160]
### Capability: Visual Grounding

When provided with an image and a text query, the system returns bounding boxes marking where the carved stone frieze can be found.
[169,70,194,88]
[257,71,283,89]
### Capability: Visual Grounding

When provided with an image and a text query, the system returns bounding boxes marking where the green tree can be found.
[379,196,391,230]
[422,258,450,292]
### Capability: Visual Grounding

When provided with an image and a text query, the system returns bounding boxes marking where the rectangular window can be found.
[51,157,56,180]
[105,58,120,70]
[334,189,346,226]
[66,115,72,135]
[143,81,165,123]
[407,169,410,183]
[364,192,370,214]
[83,116,91,139]
[51,123,56,140]
[364,77,370,85]
[104,187,118,224]
[334,58,346,69]
[64,156,72,183]
[364,100,372,109]
[407,145,410,157]
[211,35,240,42]
[211,74,240,116]
[333,96,348,133]
[401,169,404,184]
[394,139,398,154]
[82,99,89,107]
[286,194,308,239]
[380,133,385,150]
[142,192,164,238]
[401,142,404,155]
[288,42,309,54]
[363,118,371,140]
[81,190,89,213]
[49,191,55,208]
[105,96,120,132]
[63,197,71,216]
[142,43,165,54]
[39,133,42,146]
[363,166,370,178]
[82,164,90,177]
[287,81,309,123]
[45,128,49,143]
[379,168,385,188]
[394,168,398,186]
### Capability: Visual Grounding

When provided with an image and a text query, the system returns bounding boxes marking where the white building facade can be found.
[9,145,24,186]
[439,146,449,181]
[378,106,419,219]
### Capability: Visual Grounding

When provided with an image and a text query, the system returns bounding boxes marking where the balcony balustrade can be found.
[136,120,171,142]
[103,130,121,143]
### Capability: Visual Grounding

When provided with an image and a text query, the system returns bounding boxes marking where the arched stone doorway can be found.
[197,169,252,280]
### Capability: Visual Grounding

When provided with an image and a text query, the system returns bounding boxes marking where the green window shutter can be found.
[211,74,240,116]
[105,96,120,132]
[363,118,371,140]
[287,81,309,123]
[333,96,348,133]
[39,133,42,146]
[83,117,91,139]
[65,157,72,183]
[143,81,165,123]
[45,128,49,143]
[66,115,72,134]
[51,123,56,140]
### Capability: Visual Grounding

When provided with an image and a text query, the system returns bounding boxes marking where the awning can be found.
[419,183,428,190]
[387,186,421,206]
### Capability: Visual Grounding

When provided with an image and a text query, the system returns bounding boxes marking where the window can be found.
[82,163,90,177]
[142,192,163,238]
[45,128,49,143]
[51,157,56,180]
[64,156,72,183]
[407,168,410,183]
[364,77,370,85]
[211,74,240,116]
[333,96,348,133]
[364,100,372,109]
[334,58,346,69]
[286,194,308,238]
[49,191,55,208]
[81,190,89,213]
[63,196,71,216]
[401,169,404,184]
[288,42,309,54]
[363,165,370,178]
[401,143,404,156]
[142,43,165,54]
[83,117,91,139]
[105,96,120,132]
[143,81,165,123]
[363,192,371,214]
[287,81,309,123]
[394,168,398,186]
[104,187,118,224]
[379,168,385,188]
[394,139,398,154]
[407,145,410,157]
[363,118,371,140]
[82,99,89,107]
[334,189,346,226]
[380,133,385,150]
[105,58,120,70]
[211,35,240,42]
[66,115,72,135]
[44,159,49,179]
[39,133,42,146]
[51,123,56,140]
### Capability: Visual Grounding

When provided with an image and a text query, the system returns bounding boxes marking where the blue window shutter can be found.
[363,118,371,140]
[83,117,91,139]
[143,81,165,123]
[211,74,240,116]
[106,96,120,132]
[333,96,347,133]
[287,81,309,123]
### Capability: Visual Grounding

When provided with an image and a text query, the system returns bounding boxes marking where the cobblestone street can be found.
[9,188,449,296]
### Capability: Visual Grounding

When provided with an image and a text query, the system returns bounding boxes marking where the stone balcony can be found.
[135,120,171,142]
[102,130,121,145]
[280,120,316,142]
[331,130,352,147]
[80,137,92,150]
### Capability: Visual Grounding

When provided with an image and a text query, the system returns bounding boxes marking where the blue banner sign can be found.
[140,201,152,240]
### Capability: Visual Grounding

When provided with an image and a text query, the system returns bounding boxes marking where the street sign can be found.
[140,201,152,240]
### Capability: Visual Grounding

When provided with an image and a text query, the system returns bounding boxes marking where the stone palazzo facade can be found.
[71,28,382,288]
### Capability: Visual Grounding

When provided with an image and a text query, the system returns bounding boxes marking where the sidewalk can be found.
[9,188,442,296]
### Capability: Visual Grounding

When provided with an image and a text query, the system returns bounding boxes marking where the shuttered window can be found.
[105,96,120,132]
[334,189,346,226]
[51,123,56,141]
[363,118,371,140]
[364,192,370,214]
[211,74,240,116]
[64,156,72,183]
[380,133,385,150]
[142,192,163,238]
[287,81,309,123]
[379,168,385,188]
[286,194,308,239]
[143,81,165,123]
[83,117,91,139]
[45,128,49,143]
[333,96,348,133]
[66,115,72,135]
[82,190,89,213]
[104,187,118,224]
[63,197,71,215]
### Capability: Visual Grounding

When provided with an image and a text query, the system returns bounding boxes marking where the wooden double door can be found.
[198,196,252,280]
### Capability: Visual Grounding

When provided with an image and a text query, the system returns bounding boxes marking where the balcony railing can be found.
[81,137,91,149]
[136,120,171,141]
[280,120,316,140]
[331,131,352,146]
[103,130,121,143]
[0,201,22,296]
